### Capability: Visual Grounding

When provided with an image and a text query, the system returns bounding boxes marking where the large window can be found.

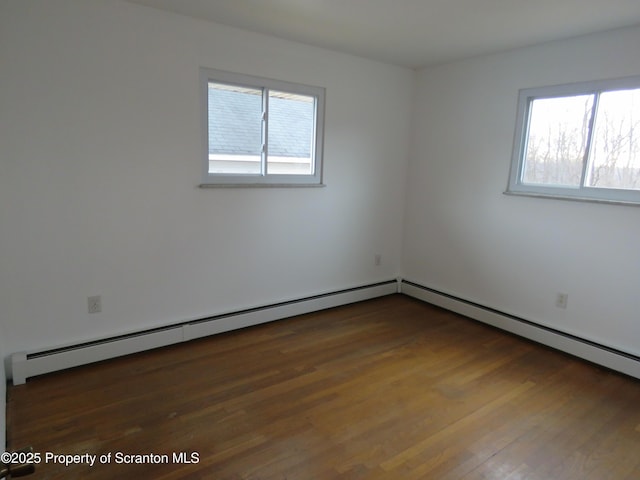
[507,76,640,204]
[200,68,325,186]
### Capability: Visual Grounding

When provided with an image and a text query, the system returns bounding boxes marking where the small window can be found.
[507,76,640,204]
[200,68,325,186]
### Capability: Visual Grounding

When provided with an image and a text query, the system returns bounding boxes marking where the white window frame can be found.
[200,68,325,187]
[506,75,640,205]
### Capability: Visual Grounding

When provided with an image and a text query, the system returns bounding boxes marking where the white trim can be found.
[400,279,640,380]
[10,281,397,385]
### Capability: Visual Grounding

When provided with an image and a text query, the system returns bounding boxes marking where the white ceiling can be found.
[126,0,640,68]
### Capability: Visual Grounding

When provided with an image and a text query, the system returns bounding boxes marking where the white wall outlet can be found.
[555,293,568,309]
[88,295,102,314]
[374,254,382,266]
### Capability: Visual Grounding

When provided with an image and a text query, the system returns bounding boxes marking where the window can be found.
[200,68,325,186]
[507,76,640,204]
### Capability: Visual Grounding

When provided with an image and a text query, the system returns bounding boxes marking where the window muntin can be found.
[200,68,325,186]
[508,76,640,204]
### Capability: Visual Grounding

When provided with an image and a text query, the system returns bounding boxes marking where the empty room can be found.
[1,0,640,478]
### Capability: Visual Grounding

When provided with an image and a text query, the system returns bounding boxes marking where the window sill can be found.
[503,190,640,207]
[199,183,327,189]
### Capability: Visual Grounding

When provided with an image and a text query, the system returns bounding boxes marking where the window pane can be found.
[267,90,314,175]
[208,82,262,174]
[587,89,640,190]
[522,95,594,187]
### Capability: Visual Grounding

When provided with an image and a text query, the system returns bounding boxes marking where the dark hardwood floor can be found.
[7,295,640,479]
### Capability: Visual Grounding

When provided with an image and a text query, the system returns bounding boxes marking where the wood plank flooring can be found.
[7,295,640,479]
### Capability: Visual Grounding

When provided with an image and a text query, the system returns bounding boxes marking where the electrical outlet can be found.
[88,295,102,314]
[555,293,568,309]
[374,254,382,266]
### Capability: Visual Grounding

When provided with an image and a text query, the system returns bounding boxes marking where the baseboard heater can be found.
[10,280,399,385]
[400,279,640,380]
[11,278,639,384]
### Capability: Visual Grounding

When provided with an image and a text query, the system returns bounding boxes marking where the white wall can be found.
[404,25,640,357]
[0,0,413,357]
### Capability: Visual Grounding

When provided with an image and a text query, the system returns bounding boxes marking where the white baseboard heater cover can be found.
[401,279,640,380]
[12,278,638,384]
[11,280,400,385]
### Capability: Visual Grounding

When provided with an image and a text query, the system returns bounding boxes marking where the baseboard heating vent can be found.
[400,279,640,380]
[11,280,399,385]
